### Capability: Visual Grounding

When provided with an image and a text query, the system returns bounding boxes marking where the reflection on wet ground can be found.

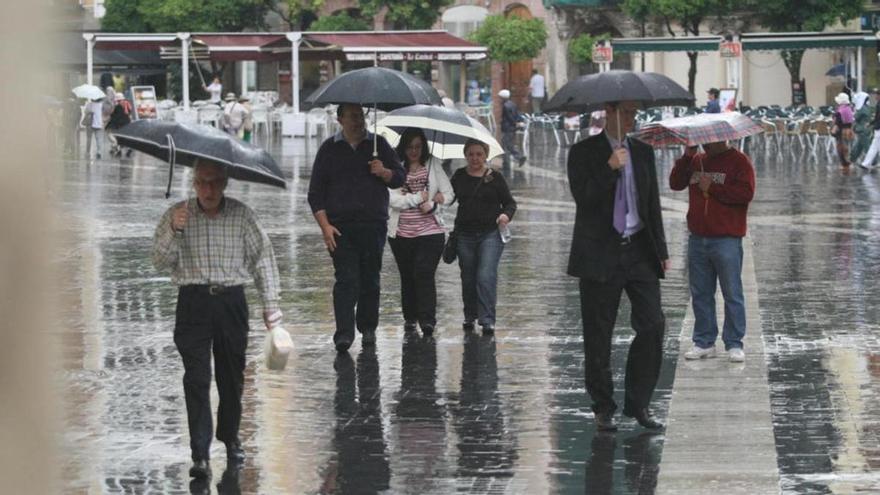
[56,136,880,493]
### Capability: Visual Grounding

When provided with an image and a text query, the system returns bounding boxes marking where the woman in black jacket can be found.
[105,94,132,157]
[449,138,517,334]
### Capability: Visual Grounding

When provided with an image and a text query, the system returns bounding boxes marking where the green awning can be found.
[612,37,720,53]
[741,32,877,50]
[610,32,877,55]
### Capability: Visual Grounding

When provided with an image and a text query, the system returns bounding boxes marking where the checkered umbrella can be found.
[634,112,763,147]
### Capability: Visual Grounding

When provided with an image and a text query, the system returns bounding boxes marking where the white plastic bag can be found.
[264,326,293,371]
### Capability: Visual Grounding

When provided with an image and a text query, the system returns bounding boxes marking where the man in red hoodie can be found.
[669,142,755,362]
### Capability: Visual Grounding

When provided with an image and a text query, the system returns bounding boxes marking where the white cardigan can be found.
[387,160,456,238]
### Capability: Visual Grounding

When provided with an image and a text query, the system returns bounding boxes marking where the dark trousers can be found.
[578,237,665,415]
[331,222,386,344]
[173,285,249,461]
[388,233,445,327]
[501,129,522,166]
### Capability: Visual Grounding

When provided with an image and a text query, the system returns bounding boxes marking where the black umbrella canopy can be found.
[544,70,695,113]
[114,120,286,191]
[306,67,442,111]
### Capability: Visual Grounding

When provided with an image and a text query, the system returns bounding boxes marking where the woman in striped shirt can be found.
[387,128,455,337]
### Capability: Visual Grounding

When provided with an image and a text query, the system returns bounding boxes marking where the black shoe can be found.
[125,148,133,157]
[403,321,417,333]
[481,324,495,335]
[462,320,475,332]
[189,459,211,479]
[518,156,527,166]
[595,411,618,432]
[334,335,352,353]
[95,153,102,159]
[361,330,376,346]
[623,408,664,430]
[226,441,245,465]
[421,324,434,337]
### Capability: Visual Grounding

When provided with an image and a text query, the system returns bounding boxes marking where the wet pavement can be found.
[55,134,880,494]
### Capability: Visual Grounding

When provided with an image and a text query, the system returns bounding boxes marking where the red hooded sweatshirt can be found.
[669,147,755,237]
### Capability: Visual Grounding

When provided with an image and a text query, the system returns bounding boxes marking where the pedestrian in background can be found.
[239,95,253,143]
[705,88,721,114]
[859,89,880,171]
[499,89,526,167]
[670,141,755,363]
[832,92,855,169]
[528,69,546,114]
[105,93,132,158]
[222,93,248,138]
[83,97,106,160]
[850,90,875,165]
[152,159,282,480]
[308,103,406,352]
[450,138,516,335]
[566,100,668,433]
[387,128,455,337]
[204,75,223,104]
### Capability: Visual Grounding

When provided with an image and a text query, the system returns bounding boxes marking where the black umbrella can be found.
[113,119,286,198]
[544,70,695,113]
[306,67,442,156]
[306,67,442,111]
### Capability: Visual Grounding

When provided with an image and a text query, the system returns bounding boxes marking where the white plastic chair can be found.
[250,106,271,144]
[198,105,223,128]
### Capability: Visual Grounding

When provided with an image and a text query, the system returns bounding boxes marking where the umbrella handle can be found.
[373,102,378,158]
[165,134,176,199]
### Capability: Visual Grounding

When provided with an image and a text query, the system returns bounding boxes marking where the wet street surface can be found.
[55,135,880,494]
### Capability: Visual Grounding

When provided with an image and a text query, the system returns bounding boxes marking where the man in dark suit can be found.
[566,100,669,432]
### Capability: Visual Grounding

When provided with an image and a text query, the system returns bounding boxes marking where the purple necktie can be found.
[613,175,627,235]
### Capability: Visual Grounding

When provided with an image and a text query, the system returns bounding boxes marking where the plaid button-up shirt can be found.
[152,196,281,314]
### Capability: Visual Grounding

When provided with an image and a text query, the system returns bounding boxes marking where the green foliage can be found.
[360,0,453,30]
[101,0,271,32]
[271,0,324,30]
[745,0,862,32]
[569,33,611,64]
[102,0,149,32]
[308,12,369,31]
[469,15,548,63]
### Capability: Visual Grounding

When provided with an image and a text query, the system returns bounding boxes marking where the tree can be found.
[359,0,453,30]
[270,0,325,30]
[469,15,547,63]
[102,0,272,32]
[308,12,369,31]
[745,0,863,103]
[622,0,733,95]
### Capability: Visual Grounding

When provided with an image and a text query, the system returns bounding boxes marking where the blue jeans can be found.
[457,229,504,327]
[688,235,746,350]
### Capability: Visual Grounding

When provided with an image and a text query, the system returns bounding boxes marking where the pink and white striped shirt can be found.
[396,167,444,238]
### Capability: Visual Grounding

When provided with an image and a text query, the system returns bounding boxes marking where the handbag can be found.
[442,168,489,264]
[442,230,458,264]
[80,110,94,128]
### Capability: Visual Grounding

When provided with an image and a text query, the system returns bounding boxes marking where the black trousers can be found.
[578,238,665,415]
[330,222,386,344]
[174,285,249,461]
[387,233,445,327]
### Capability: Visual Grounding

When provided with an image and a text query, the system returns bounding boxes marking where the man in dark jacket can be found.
[566,100,669,432]
[308,103,406,352]
[499,89,526,167]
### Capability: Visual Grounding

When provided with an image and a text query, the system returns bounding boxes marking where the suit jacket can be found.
[566,131,668,281]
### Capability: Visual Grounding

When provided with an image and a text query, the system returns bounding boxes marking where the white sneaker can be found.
[684,345,716,360]
[728,348,745,362]
[858,163,873,171]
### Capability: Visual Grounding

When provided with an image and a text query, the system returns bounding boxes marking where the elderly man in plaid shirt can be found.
[152,159,281,479]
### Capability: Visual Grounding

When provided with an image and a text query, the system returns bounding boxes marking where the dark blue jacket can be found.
[308,132,405,224]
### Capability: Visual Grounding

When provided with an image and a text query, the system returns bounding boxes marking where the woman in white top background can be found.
[204,76,222,104]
